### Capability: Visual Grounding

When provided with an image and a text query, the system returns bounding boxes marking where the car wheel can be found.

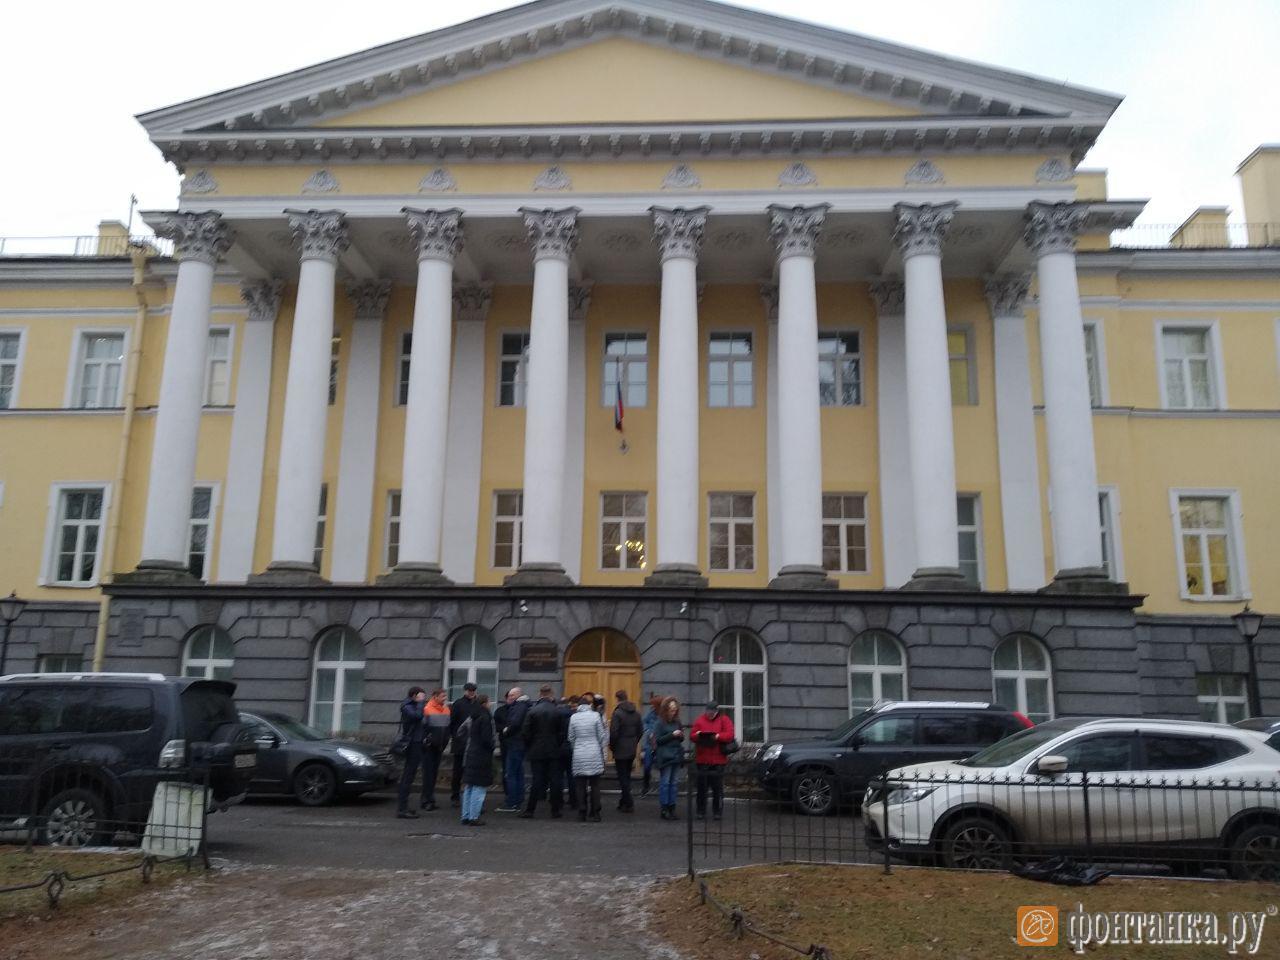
[1229,824,1280,882]
[40,788,110,847]
[941,816,1013,870]
[292,763,337,806]
[791,770,836,817]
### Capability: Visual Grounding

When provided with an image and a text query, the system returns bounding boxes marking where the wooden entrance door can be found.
[564,629,642,726]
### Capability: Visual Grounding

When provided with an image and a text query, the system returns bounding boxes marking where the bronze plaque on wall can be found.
[519,643,559,673]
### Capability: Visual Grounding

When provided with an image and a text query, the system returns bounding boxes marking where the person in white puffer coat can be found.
[567,695,607,822]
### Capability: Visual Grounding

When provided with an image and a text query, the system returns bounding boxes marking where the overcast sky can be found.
[2,0,1276,239]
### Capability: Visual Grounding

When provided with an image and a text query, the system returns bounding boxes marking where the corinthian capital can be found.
[1023,201,1088,256]
[240,279,283,323]
[767,203,830,259]
[891,202,957,258]
[519,207,580,262]
[453,283,493,324]
[868,278,906,316]
[983,274,1031,317]
[285,209,350,263]
[403,208,464,263]
[650,206,709,262]
[345,280,393,321]
[759,282,779,322]
[156,211,234,266]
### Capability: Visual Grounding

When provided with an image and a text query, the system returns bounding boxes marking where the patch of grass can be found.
[652,864,1280,960]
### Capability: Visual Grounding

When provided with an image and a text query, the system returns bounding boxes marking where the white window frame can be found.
[185,482,221,582]
[395,332,412,406]
[708,492,756,572]
[38,654,84,673]
[599,491,648,572]
[203,325,234,407]
[821,493,869,575]
[1155,320,1226,410]
[710,630,769,744]
[0,327,28,410]
[443,627,500,703]
[1169,488,1249,602]
[602,332,649,408]
[947,325,977,406]
[707,332,754,408]
[1097,485,1125,583]
[956,493,984,588]
[181,625,235,681]
[817,329,864,407]
[314,483,329,572]
[1196,674,1250,724]
[40,482,112,587]
[992,635,1055,722]
[64,328,129,409]
[848,631,909,714]
[385,489,402,570]
[497,331,531,408]
[492,490,524,570]
[309,627,366,735]
[1082,319,1109,407]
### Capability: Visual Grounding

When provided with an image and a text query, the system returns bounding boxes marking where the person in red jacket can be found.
[689,700,735,820]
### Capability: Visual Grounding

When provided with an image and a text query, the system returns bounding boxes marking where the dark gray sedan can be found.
[239,711,394,806]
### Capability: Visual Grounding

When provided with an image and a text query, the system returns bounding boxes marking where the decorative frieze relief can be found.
[983,274,1031,316]
[155,211,234,266]
[239,279,284,323]
[285,209,350,262]
[869,278,906,316]
[710,229,754,252]
[453,283,493,323]
[301,169,341,193]
[662,163,701,190]
[419,167,458,192]
[778,161,818,187]
[905,158,944,185]
[520,207,580,261]
[345,280,393,321]
[1023,201,1088,255]
[599,231,643,253]
[650,206,710,262]
[533,165,572,191]
[767,204,829,259]
[890,202,957,258]
[181,169,218,195]
[403,208,464,263]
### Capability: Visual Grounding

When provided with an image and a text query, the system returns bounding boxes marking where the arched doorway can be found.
[563,629,641,720]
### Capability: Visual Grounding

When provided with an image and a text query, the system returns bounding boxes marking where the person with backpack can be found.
[421,688,451,812]
[567,694,607,822]
[460,693,496,826]
[395,686,427,819]
[608,689,644,813]
[689,700,736,821]
[448,682,479,806]
[640,693,661,797]
[652,696,686,821]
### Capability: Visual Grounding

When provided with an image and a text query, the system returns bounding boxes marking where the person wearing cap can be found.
[608,688,644,813]
[689,700,735,820]
[448,681,480,807]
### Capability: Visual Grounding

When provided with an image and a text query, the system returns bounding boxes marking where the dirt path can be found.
[2,863,689,960]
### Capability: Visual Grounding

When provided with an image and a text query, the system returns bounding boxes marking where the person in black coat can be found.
[519,685,565,818]
[460,694,495,826]
[448,682,479,806]
[609,690,645,813]
[395,686,427,819]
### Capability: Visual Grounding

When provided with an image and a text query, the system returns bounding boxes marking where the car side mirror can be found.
[256,734,280,749]
[848,734,864,749]
[1036,754,1068,776]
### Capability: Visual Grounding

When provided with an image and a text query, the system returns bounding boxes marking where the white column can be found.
[560,284,591,583]
[647,207,709,587]
[766,204,835,589]
[330,281,390,583]
[262,210,348,578]
[987,275,1047,590]
[216,280,281,582]
[1025,202,1112,587]
[135,212,232,576]
[762,284,782,581]
[508,207,579,585]
[871,280,917,588]
[387,209,463,584]
[440,284,492,583]
[893,202,966,588]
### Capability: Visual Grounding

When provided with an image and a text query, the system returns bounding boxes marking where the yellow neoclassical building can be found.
[0,0,1277,737]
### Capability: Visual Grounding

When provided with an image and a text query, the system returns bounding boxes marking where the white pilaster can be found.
[767,204,835,589]
[871,280,917,588]
[762,284,782,582]
[216,280,281,582]
[136,212,232,575]
[893,202,966,588]
[560,284,591,583]
[987,275,1047,590]
[263,210,348,578]
[441,284,491,584]
[508,207,579,585]
[647,207,709,587]
[330,281,391,583]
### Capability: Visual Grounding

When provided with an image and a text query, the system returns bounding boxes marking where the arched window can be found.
[711,629,767,743]
[849,631,907,713]
[181,626,234,681]
[992,634,1054,723]
[444,626,499,702]
[309,626,365,734]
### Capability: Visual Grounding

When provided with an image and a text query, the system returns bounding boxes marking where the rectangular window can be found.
[396,333,412,406]
[204,328,232,406]
[817,332,862,406]
[493,491,524,569]
[38,654,84,673]
[1161,326,1218,409]
[187,485,215,580]
[1098,490,1119,581]
[73,333,125,409]
[48,486,106,585]
[602,333,648,408]
[708,333,753,408]
[1196,674,1249,724]
[314,484,328,571]
[601,492,647,570]
[821,494,868,574]
[0,332,21,409]
[498,333,531,407]
[1083,322,1104,408]
[709,493,755,571]
[1175,494,1240,598]
[947,328,976,405]
[328,337,340,406]
[386,490,402,569]
[957,494,982,587]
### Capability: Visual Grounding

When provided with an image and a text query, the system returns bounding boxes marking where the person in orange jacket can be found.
[420,689,451,811]
[689,700,735,820]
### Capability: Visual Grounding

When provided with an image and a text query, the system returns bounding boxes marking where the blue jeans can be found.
[461,784,487,822]
[658,764,681,807]
[503,743,526,808]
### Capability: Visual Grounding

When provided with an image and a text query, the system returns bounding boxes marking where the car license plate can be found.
[234,753,256,769]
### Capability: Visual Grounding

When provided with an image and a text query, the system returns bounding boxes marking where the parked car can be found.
[863,717,1280,881]
[238,711,393,805]
[1234,717,1280,751]
[0,672,256,846]
[756,701,1033,815]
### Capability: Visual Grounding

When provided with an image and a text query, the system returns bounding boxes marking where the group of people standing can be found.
[395,684,737,825]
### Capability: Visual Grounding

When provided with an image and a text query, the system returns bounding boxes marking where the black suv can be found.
[756,701,1032,815]
[0,673,256,845]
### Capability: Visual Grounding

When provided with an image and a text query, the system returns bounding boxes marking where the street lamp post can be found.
[1232,604,1266,719]
[0,591,28,677]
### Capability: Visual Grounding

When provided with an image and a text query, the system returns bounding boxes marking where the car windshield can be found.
[957,718,1090,768]
[260,715,326,741]
[828,710,874,742]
